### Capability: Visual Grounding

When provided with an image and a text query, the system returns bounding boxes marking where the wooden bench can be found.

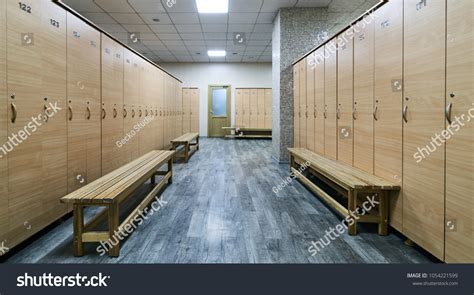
[288,148,400,236]
[222,127,272,139]
[61,150,175,257]
[171,133,199,163]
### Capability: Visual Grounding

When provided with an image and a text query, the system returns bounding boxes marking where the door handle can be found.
[102,108,106,119]
[86,106,91,120]
[352,105,357,120]
[314,109,317,118]
[132,109,136,118]
[336,105,341,120]
[113,107,118,118]
[402,105,408,123]
[445,103,453,124]
[68,105,73,121]
[43,104,49,122]
[324,105,327,119]
[373,105,378,121]
[123,107,127,118]
[11,102,17,123]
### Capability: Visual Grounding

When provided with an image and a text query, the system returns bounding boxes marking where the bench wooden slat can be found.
[171,132,199,143]
[289,148,399,190]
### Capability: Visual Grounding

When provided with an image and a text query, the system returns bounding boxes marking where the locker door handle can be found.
[324,106,327,119]
[86,106,91,120]
[445,103,453,124]
[11,102,17,123]
[102,108,106,119]
[43,105,49,123]
[123,108,127,118]
[314,110,317,118]
[68,105,73,121]
[145,109,148,117]
[402,105,408,123]
[373,106,378,121]
[336,106,341,120]
[132,109,136,118]
[113,108,118,118]
[139,110,142,117]
[352,106,357,120]
[305,111,308,118]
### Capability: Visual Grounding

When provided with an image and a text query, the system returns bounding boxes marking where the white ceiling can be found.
[62,0,365,63]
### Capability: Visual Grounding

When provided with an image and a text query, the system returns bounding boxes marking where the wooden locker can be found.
[293,63,300,147]
[445,0,474,263]
[66,12,101,194]
[138,62,150,155]
[7,0,44,246]
[337,29,353,166]
[403,0,445,260]
[314,47,325,155]
[40,0,68,222]
[299,60,307,148]
[257,89,265,128]
[374,0,403,232]
[0,0,7,246]
[101,35,124,175]
[242,89,250,127]
[182,89,191,133]
[123,49,140,161]
[163,76,169,146]
[235,89,242,127]
[157,70,165,148]
[306,54,315,152]
[264,88,272,129]
[151,67,159,149]
[324,40,337,160]
[250,89,258,128]
[191,88,199,133]
[177,82,183,136]
[353,17,374,173]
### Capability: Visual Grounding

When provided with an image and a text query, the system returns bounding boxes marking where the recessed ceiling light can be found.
[196,0,229,13]
[208,50,226,57]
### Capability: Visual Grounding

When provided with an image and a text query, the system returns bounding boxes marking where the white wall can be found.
[160,62,272,137]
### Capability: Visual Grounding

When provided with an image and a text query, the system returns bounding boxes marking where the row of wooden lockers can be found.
[235,88,273,129]
[293,0,472,263]
[0,0,185,254]
[182,88,200,134]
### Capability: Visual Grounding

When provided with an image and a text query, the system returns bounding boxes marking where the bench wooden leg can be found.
[290,154,295,173]
[348,190,357,235]
[196,136,199,150]
[185,142,190,163]
[378,191,389,236]
[167,158,173,184]
[73,204,84,257]
[108,202,120,257]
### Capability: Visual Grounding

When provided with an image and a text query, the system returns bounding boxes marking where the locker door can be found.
[191,88,199,133]
[403,0,445,260]
[101,35,124,175]
[293,63,300,147]
[250,89,258,128]
[124,50,139,161]
[299,60,307,148]
[337,29,353,166]
[306,54,315,152]
[40,0,67,221]
[157,70,164,148]
[242,89,250,127]
[182,89,191,133]
[0,0,7,245]
[353,17,374,173]
[138,62,148,155]
[314,47,325,155]
[66,12,101,192]
[178,82,183,136]
[7,0,44,246]
[257,89,265,128]
[324,40,337,160]
[235,89,242,127]
[264,89,272,129]
[445,0,473,263]
[374,0,403,231]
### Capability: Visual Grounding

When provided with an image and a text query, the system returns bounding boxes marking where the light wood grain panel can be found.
[123,49,140,161]
[235,89,242,127]
[242,89,250,128]
[403,0,445,260]
[250,89,258,128]
[264,89,272,129]
[353,18,374,174]
[0,0,7,245]
[293,63,300,147]
[190,88,199,133]
[299,60,307,148]
[445,0,474,263]
[314,47,325,155]
[337,30,353,165]
[182,89,191,133]
[306,54,315,152]
[257,89,265,128]
[157,70,165,148]
[324,40,337,160]
[374,0,403,232]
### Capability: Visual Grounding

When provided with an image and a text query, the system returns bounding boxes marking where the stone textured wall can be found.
[272,1,380,163]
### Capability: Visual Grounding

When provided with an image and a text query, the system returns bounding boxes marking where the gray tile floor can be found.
[4,138,435,263]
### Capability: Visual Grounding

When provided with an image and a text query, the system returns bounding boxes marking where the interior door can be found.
[374,0,403,231]
[208,86,230,137]
[306,54,315,152]
[337,29,354,166]
[299,60,307,148]
[445,0,474,263]
[293,63,300,147]
[324,40,337,160]
[257,89,265,128]
[314,47,325,155]
[403,0,445,260]
[353,18,374,173]
[264,89,272,129]
[0,0,7,245]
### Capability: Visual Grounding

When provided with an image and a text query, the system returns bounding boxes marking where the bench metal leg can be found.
[108,202,120,257]
[73,204,84,257]
[196,136,199,150]
[151,172,156,185]
[290,154,295,173]
[348,190,357,235]
[167,158,173,184]
[378,191,389,236]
